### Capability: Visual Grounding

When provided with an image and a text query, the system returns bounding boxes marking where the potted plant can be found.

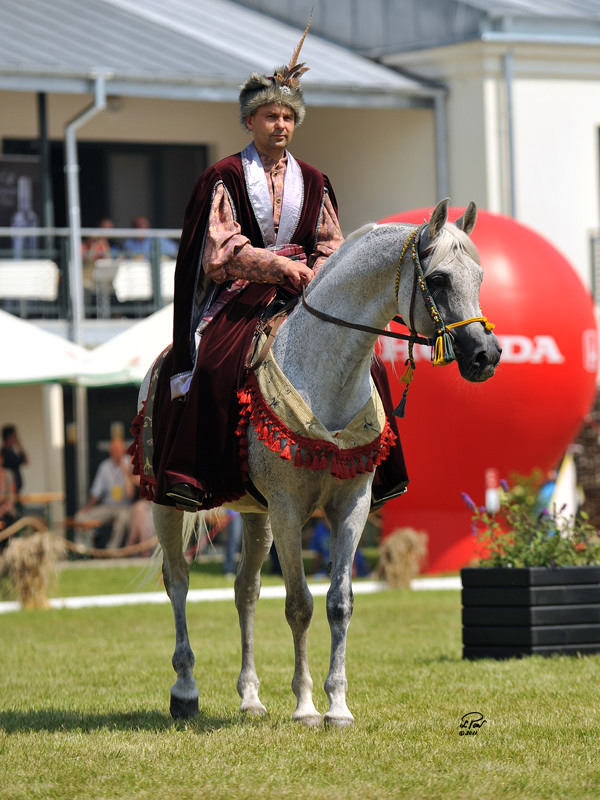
[460,477,600,659]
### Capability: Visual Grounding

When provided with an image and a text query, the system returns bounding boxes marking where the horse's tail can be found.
[182,510,206,556]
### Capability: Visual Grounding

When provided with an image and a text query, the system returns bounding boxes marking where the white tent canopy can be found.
[79,304,173,386]
[0,308,88,385]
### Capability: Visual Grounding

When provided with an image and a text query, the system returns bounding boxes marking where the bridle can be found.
[301,223,495,417]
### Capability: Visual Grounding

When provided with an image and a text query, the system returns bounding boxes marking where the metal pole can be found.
[64,73,108,508]
[65,73,107,346]
[503,50,517,218]
[433,90,450,201]
[37,92,54,253]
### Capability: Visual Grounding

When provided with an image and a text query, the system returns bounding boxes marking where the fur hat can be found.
[239,17,311,130]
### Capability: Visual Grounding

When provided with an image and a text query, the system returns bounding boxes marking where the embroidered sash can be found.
[242,142,303,246]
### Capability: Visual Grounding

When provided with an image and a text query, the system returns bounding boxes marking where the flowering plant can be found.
[462,478,600,568]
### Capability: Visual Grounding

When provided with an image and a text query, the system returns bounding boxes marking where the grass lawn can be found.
[1,566,600,799]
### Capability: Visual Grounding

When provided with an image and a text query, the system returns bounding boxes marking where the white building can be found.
[2,0,600,514]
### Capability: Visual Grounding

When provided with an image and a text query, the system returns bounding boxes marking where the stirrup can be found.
[166,483,205,512]
[370,484,408,512]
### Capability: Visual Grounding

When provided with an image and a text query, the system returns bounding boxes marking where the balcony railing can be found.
[0,226,181,321]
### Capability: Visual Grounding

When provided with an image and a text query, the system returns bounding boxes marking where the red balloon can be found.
[377,207,598,572]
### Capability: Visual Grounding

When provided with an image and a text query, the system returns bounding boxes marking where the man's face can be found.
[109,439,125,464]
[246,103,296,159]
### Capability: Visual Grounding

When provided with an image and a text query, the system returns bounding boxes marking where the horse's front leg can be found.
[323,488,371,727]
[270,508,322,727]
[152,503,199,719]
[235,512,272,715]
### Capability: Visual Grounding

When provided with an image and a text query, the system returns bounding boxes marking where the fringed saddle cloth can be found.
[236,332,397,481]
[131,334,397,499]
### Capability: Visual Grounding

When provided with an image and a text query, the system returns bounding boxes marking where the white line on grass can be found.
[0,577,460,615]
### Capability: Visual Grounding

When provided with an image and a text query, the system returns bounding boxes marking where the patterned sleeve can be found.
[308,192,345,273]
[202,183,288,284]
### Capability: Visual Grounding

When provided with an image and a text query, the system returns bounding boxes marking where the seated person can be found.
[82,218,116,262]
[124,475,156,558]
[122,216,178,259]
[74,438,135,550]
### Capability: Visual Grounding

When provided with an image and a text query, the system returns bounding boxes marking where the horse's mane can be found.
[316,219,479,280]
[427,225,480,271]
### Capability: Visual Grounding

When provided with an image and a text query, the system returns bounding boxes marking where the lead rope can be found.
[393,225,495,417]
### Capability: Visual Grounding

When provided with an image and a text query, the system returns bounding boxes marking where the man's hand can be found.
[281,258,314,288]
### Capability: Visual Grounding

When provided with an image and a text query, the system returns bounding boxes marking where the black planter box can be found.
[461,566,600,659]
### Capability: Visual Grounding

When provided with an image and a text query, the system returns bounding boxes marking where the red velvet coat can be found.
[150,152,341,507]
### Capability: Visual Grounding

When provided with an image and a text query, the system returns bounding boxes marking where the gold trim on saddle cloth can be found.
[236,334,396,480]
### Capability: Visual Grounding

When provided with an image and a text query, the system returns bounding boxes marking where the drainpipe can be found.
[64,73,108,508]
[433,89,449,201]
[65,72,107,345]
[502,50,517,217]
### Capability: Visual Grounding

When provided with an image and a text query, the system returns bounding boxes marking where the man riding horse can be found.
[132,25,408,512]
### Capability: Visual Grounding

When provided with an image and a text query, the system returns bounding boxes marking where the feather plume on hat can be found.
[239,14,312,130]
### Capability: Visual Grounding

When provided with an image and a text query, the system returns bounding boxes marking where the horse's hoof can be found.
[240,702,267,716]
[293,713,323,728]
[170,694,199,720]
[324,714,354,728]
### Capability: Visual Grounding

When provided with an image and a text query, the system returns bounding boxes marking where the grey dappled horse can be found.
[152,199,501,727]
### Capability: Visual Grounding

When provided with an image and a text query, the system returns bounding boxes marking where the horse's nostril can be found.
[473,350,489,369]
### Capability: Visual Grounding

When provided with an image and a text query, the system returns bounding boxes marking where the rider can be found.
[141,28,408,512]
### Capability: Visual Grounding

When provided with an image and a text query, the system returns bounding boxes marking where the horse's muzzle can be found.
[455,333,502,383]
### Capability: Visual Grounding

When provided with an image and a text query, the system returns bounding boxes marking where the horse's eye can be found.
[427,273,447,291]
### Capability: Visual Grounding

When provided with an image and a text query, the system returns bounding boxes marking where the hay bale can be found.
[2,532,65,609]
[375,527,428,588]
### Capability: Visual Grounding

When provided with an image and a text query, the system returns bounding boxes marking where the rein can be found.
[302,223,495,417]
[301,290,431,347]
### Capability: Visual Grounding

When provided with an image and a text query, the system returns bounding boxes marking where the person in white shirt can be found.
[74,438,135,549]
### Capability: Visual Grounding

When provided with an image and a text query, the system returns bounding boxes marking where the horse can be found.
[150,198,501,727]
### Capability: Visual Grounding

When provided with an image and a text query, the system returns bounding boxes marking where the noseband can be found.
[301,223,495,417]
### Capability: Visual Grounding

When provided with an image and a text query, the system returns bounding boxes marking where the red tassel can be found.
[366,457,375,472]
[319,454,328,470]
[271,437,281,452]
[356,458,366,474]
[266,429,275,447]
[294,449,304,467]
[311,453,320,470]
[280,442,291,460]
[258,424,269,441]
[349,461,357,478]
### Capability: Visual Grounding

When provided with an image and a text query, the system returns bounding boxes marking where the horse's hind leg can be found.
[234,513,272,715]
[153,503,199,719]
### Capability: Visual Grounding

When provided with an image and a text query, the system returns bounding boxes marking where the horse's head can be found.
[401,198,501,383]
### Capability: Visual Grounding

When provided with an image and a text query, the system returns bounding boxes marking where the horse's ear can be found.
[427,198,450,238]
[454,201,477,235]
